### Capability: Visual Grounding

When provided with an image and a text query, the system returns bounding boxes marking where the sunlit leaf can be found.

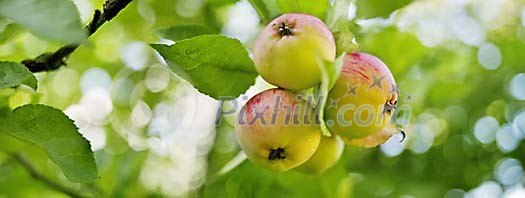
[325,0,360,54]
[156,24,216,41]
[0,0,87,43]
[331,19,360,55]
[0,104,98,182]
[0,23,23,45]
[151,35,257,100]
[0,62,37,90]
[326,0,352,26]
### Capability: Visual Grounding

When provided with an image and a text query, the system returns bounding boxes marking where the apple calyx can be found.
[269,148,286,160]
[383,100,397,115]
[275,22,294,37]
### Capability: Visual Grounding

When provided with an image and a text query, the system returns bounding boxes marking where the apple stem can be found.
[268,148,286,160]
[398,128,406,142]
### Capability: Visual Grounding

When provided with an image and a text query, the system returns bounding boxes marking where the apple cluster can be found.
[235,14,398,173]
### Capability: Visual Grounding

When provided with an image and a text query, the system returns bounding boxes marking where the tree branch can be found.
[22,0,133,73]
[10,153,88,198]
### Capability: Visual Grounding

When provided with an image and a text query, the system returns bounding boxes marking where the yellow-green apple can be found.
[344,125,397,148]
[325,52,398,139]
[253,13,336,90]
[235,89,321,172]
[296,135,344,174]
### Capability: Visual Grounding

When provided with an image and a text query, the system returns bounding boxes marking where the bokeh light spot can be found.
[496,124,521,153]
[145,65,170,93]
[175,0,202,18]
[81,68,112,92]
[120,41,150,71]
[495,158,523,186]
[474,116,499,144]
[465,181,502,198]
[513,112,525,137]
[380,133,406,157]
[509,73,525,100]
[52,68,79,98]
[132,100,152,128]
[222,1,260,42]
[409,124,434,154]
[477,43,502,70]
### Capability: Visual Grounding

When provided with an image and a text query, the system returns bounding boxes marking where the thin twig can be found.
[9,153,87,198]
[22,0,133,73]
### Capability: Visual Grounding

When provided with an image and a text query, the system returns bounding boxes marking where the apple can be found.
[325,52,398,139]
[296,135,344,174]
[344,126,397,148]
[253,13,336,90]
[235,88,321,172]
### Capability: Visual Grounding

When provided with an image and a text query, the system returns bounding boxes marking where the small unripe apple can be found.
[235,89,321,172]
[325,52,398,139]
[296,135,344,174]
[344,126,396,148]
[253,13,336,90]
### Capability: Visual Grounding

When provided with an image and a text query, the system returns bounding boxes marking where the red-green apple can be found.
[325,52,398,139]
[253,13,336,90]
[235,89,321,172]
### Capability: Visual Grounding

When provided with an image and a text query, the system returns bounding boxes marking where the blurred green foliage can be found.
[0,0,524,197]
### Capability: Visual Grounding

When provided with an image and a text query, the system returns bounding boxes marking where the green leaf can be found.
[21,74,38,91]
[315,54,345,136]
[331,19,360,55]
[151,35,257,100]
[325,0,360,54]
[0,23,23,45]
[355,0,412,19]
[277,0,330,19]
[0,104,98,182]
[262,0,282,18]
[0,61,38,90]
[0,0,87,43]
[326,0,351,26]
[156,24,216,42]
[247,0,272,23]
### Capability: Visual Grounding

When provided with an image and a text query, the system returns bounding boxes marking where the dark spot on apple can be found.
[268,148,286,160]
